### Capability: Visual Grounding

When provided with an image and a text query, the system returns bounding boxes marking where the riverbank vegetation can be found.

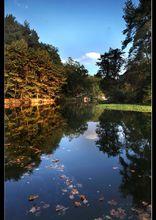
[5,0,151,106]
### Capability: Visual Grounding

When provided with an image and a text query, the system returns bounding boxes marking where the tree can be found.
[95,48,124,100]
[5,15,24,45]
[40,43,62,65]
[96,48,124,80]
[121,0,151,104]
[62,57,89,97]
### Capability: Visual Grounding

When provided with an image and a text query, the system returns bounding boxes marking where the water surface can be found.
[5,103,151,220]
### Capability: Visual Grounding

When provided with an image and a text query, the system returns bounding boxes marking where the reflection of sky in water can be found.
[83,122,99,140]
[117,125,126,144]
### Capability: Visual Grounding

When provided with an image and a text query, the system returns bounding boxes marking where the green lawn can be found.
[97,104,152,112]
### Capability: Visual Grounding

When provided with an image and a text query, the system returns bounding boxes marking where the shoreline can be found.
[4,98,55,109]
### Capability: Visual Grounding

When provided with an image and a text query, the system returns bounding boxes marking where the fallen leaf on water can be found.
[83,199,89,205]
[57,165,64,171]
[118,208,126,218]
[29,205,40,213]
[29,206,36,213]
[66,179,72,186]
[42,204,50,209]
[62,189,68,193]
[80,195,87,201]
[60,175,67,179]
[80,195,88,204]
[105,215,112,219]
[52,159,60,163]
[71,188,79,195]
[110,208,126,219]
[68,184,74,189]
[130,169,135,173]
[108,199,117,206]
[56,205,67,212]
[99,197,104,202]
[74,201,81,207]
[142,201,148,206]
[69,194,74,200]
[28,194,39,201]
[138,213,150,220]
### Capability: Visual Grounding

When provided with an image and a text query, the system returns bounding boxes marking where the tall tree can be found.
[96,48,124,80]
[122,0,151,104]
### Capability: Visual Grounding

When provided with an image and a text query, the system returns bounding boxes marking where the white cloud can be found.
[85,52,100,60]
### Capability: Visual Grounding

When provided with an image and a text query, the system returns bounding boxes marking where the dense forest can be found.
[5,0,151,104]
[4,14,101,101]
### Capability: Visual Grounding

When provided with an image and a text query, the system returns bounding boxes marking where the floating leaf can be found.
[83,199,89,205]
[28,194,39,201]
[108,199,117,206]
[105,215,112,219]
[29,205,40,213]
[42,204,50,209]
[71,188,79,195]
[74,201,81,207]
[60,175,67,179]
[62,189,68,193]
[56,205,68,212]
[66,179,72,186]
[80,195,86,201]
[142,201,148,206]
[69,194,74,200]
[99,197,104,202]
[110,208,126,219]
[52,159,60,163]
[68,184,74,189]
[130,169,135,173]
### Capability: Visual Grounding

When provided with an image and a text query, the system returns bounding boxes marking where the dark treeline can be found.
[5,0,151,104]
[96,0,151,104]
[4,15,101,101]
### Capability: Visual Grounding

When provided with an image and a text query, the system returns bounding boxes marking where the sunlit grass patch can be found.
[97,104,152,112]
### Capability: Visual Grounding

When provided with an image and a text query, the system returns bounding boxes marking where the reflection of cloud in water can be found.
[83,122,98,140]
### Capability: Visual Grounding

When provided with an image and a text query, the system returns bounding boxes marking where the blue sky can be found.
[5,0,138,75]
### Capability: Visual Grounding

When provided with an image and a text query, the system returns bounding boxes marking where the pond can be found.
[5,103,151,220]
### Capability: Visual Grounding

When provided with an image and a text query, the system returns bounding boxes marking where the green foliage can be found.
[121,0,151,104]
[62,57,89,97]
[96,0,151,105]
[5,14,103,100]
[96,48,124,79]
[5,15,66,100]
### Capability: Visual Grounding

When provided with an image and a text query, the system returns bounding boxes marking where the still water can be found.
[5,103,151,220]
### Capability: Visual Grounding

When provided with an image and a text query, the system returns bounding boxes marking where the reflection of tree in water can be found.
[96,110,151,207]
[5,103,96,181]
[96,111,124,157]
[60,102,95,138]
[5,105,66,181]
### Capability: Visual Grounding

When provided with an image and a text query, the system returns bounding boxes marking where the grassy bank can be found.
[97,104,152,112]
